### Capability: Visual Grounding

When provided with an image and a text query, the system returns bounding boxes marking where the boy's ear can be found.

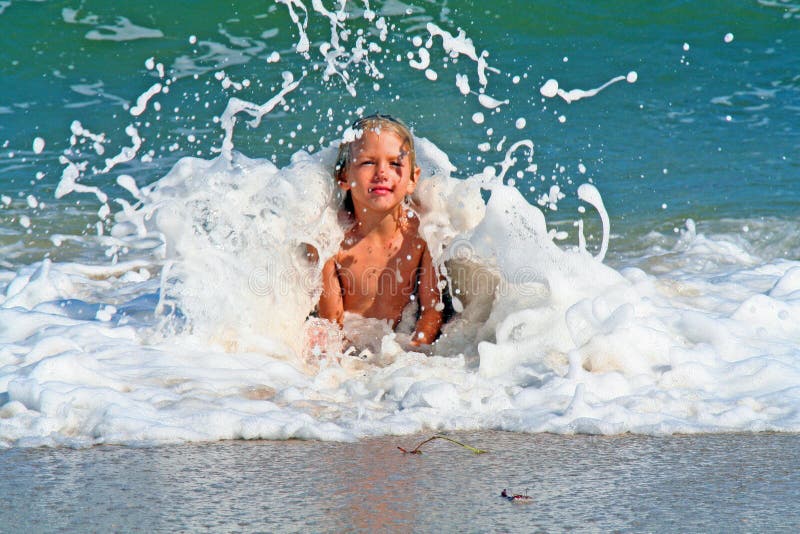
[406,166,421,194]
[337,170,351,191]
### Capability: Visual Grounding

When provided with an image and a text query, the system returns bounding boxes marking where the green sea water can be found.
[0,0,798,263]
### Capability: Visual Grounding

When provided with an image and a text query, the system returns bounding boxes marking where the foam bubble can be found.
[540,79,559,98]
[478,94,508,110]
[455,73,470,95]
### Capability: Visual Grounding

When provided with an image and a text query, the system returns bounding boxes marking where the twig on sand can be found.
[397,435,487,455]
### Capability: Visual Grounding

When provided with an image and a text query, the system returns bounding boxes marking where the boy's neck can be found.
[351,205,405,241]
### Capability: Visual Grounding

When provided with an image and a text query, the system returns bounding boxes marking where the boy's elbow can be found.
[317,299,344,326]
[415,306,443,344]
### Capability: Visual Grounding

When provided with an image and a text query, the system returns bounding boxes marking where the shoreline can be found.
[3,431,799,532]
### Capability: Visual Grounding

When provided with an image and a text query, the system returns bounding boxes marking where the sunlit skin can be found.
[318,129,442,346]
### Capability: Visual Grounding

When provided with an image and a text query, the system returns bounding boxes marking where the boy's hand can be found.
[303,317,343,360]
[405,334,435,355]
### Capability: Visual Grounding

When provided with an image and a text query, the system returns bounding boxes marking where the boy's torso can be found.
[335,218,426,325]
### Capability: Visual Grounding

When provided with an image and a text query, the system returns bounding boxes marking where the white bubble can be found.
[26,195,38,208]
[662,203,668,210]
[578,163,587,174]
[189,35,197,44]
[515,117,526,129]
[478,94,508,109]
[96,305,116,322]
[455,73,470,95]
[724,32,734,43]
[32,137,45,154]
[683,42,690,51]
[626,71,638,83]
[424,69,438,81]
[558,115,566,123]
[472,112,485,124]
[540,79,559,98]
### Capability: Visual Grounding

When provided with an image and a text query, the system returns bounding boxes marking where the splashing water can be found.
[1,1,799,448]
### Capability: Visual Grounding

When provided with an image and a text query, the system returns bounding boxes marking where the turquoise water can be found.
[1,0,798,254]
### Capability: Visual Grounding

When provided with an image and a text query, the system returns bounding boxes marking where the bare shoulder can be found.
[402,214,426,246]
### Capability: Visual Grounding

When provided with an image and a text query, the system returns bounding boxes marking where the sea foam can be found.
[2,134,800,448]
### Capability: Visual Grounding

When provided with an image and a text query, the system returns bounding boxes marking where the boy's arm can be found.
[318,256,344,326]
[410,245,443,346]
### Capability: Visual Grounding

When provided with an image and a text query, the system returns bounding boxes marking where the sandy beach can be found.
[3,431,799,532]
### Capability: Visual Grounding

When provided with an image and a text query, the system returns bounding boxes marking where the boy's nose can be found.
[374,162,389,179]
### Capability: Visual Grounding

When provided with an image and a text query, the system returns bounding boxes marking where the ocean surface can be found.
[1,0,799,455]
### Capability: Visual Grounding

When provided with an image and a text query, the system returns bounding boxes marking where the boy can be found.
[318,115,442,348]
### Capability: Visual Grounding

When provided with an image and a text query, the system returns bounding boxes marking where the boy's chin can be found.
[354,198,404,213]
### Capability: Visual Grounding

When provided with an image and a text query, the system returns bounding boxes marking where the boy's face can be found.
[339,129,420,216]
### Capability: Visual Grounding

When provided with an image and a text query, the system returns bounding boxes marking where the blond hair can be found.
[334,114,417,212]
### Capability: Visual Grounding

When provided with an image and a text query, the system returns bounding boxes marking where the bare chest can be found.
[335,233,426,318]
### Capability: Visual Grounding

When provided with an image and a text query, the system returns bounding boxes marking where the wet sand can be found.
[2,431,799,532]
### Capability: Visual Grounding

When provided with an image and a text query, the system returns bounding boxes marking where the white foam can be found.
[216,73,303,159]
[32,137,45,154]
[577,183,609,262]
[541,72,637,104]
[4,140,800,447]
[478,94,508,110]
[455,73,470,95]
[129,83,162,117]
[540,79,559,98]
[84,17,164,42]
[409,48,430,70]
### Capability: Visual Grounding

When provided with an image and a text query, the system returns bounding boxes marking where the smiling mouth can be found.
[368,186,393,194]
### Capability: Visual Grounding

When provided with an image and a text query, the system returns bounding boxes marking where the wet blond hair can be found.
[334,114,417,213]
